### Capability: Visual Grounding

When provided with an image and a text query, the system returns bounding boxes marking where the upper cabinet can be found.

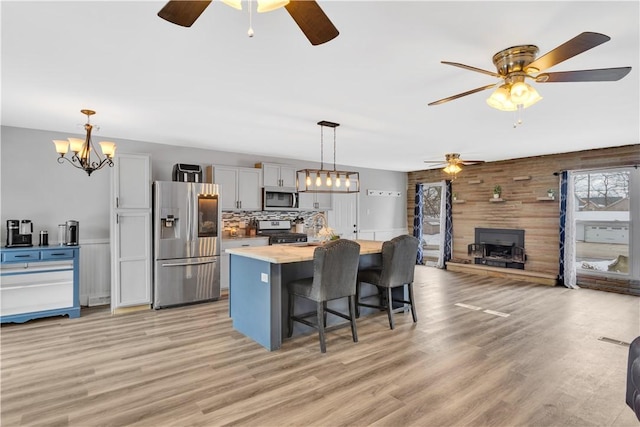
[257,163,297,188]
[298,192,332,210]
[113,153,151,209]
[207,165,262,211]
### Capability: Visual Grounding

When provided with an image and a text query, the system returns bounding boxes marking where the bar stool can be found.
[356,235,419,330]
[287,239,361,353]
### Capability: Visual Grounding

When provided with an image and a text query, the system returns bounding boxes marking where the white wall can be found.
[1,125,407,242]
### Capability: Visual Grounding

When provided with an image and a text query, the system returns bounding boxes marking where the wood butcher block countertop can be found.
[225,240,384,264]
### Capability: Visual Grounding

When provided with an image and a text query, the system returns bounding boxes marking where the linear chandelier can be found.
[53,109,116,176]
[297,121,359,194]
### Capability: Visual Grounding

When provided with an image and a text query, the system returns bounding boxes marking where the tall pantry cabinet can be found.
[110,153,152,313]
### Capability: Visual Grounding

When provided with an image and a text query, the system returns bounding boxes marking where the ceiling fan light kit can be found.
[423,153,484,179]
[220,0,289,13]
[157,0,339,45]
[429,32,632,126]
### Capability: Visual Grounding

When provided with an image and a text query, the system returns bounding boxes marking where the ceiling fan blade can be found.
[442,61,502,79]
[459,160,485,165]
[526,32,611,72]
[535,67,632,83]
[285,1,339,46]
[428,84,496,106]
[158,0,212,27]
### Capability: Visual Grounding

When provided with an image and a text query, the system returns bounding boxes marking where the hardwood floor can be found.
[2,266,639,426]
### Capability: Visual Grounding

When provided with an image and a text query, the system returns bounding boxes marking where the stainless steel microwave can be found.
[263,187,298,211]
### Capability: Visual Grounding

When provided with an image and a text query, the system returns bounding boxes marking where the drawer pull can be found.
[50,253,67,256]
[15,255,32,258]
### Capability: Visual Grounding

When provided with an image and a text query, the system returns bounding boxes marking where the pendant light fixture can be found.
[297,121,359,194]
[52,109,116,176]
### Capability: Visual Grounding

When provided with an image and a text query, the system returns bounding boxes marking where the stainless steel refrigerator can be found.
[153,181,221,308]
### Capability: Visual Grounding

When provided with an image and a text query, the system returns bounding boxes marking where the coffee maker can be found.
[6,219,33,247]
[65,220,79,246]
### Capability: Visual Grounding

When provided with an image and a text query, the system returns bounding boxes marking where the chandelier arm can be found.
[57,154,90,171]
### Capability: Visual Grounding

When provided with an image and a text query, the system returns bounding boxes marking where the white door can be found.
[111,153,152,311]
[328,194,358,239]
[113,211,152,307]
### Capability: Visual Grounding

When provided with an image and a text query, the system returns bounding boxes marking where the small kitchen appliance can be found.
[65,220,79,246]
[39,230,49,246]
[6,219,33,247]
[58,224,66,245]
[256,220,308,245]
[263,188,298,211]
[172,164,203,183]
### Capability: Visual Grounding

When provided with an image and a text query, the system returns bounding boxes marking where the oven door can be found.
[263,188,298,210]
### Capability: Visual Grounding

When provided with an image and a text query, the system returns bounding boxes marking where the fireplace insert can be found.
[468,228,526,269]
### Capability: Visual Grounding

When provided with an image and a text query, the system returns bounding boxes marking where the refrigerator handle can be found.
[191,187,197,241]
[186,186,193,242]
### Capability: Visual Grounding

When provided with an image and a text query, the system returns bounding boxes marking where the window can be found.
[574,167,638,280]
[421,184,442,266]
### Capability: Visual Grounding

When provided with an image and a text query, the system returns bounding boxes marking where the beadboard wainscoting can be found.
[78,239,111,306]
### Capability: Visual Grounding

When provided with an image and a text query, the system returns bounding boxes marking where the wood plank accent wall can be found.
[407,144,640,292]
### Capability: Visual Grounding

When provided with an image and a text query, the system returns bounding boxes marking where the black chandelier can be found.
[296,121,359,193]
[52,109,116,176]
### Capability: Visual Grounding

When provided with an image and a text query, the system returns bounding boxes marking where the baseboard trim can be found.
[112,304,151,315]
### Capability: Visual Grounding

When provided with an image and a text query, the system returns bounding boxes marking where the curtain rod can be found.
[553,164,638,176]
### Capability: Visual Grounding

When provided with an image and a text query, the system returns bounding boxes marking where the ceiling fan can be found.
[428,32,632,121]
[157,0,339,46]
[423,153,485,177]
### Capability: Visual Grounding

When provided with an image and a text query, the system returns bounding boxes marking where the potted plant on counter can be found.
[493,185,502,199]
[547,188,555,198]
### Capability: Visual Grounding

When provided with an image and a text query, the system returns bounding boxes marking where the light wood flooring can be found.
[2,266,639,426]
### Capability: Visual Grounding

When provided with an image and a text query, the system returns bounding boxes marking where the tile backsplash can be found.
[222,210,324,237]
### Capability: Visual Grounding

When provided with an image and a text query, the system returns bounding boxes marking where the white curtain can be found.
[562,171,579,288]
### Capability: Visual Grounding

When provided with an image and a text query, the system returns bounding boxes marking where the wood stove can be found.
[468,228,526,269]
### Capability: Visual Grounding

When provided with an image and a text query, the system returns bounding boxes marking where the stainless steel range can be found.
[256,220,307,245]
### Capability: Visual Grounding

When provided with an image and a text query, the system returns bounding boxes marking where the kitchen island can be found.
[226,240,384,351]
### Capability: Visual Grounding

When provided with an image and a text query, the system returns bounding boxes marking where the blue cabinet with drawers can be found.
[1,246,80,323]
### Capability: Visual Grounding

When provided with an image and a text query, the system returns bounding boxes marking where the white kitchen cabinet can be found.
[208,165,262,211]
[298,192,333,210]
[113,153,151,210]
[220,237,269,289]
[110,153,152,312]
[257,163,297,188]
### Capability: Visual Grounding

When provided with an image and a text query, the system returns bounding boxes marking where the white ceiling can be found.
[2,1,638,172]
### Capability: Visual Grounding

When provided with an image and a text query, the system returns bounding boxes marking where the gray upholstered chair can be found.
[287,239,361,353]
[626,336,640,421]
[356,234,419,330]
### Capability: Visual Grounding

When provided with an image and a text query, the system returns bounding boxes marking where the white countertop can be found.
[225,240,384,264]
